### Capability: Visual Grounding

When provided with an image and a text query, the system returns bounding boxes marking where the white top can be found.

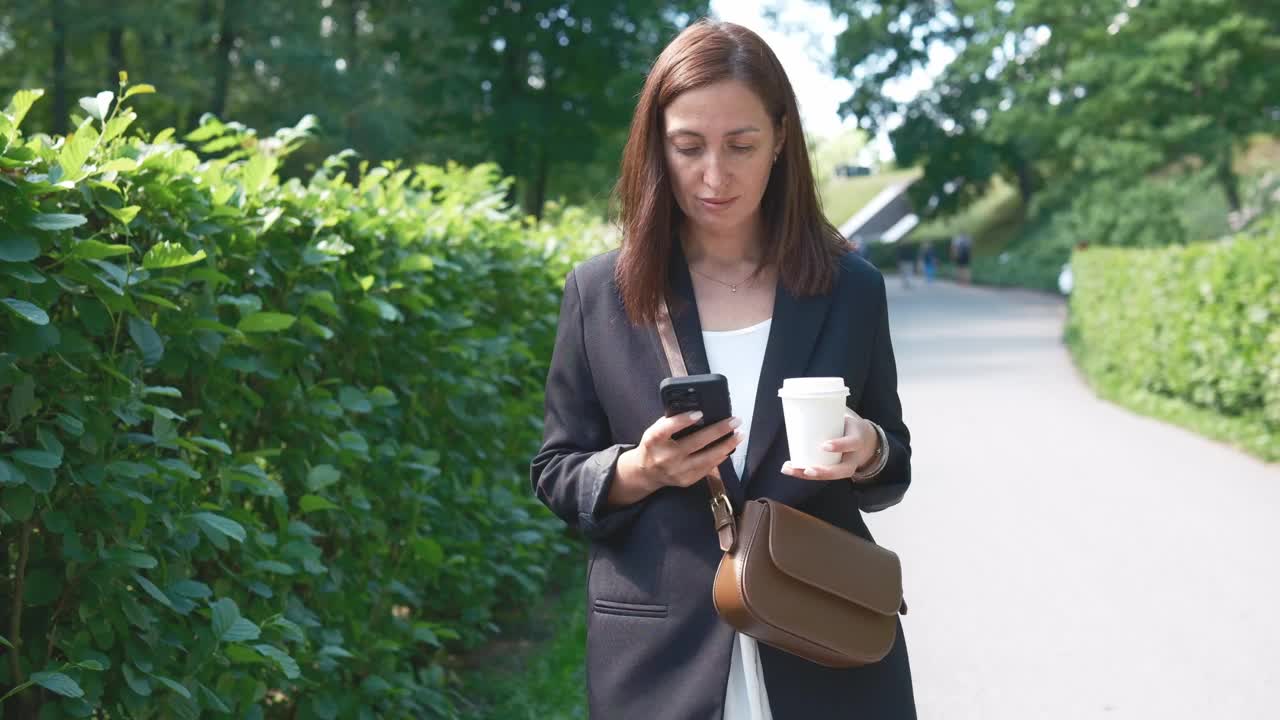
[702,317,774,720]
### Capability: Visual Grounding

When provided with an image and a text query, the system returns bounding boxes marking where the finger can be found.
[678,431,740,483]
[680,416,742,453]
[657,410,706,442]
[781,460,855,481]
[819,435,860,454]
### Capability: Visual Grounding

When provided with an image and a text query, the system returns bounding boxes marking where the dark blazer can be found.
[531,242,916,719]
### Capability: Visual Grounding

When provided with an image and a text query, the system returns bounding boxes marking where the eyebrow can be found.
[665,126,762,139]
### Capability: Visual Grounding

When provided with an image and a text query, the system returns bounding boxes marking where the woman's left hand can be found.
[781,409,879,482]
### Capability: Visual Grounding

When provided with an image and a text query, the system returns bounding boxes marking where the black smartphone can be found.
[659,373,733,445]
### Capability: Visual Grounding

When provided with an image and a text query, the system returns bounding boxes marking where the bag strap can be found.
[657,296,738,552]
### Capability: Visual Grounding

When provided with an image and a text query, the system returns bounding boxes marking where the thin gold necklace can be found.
[690,264,758,293]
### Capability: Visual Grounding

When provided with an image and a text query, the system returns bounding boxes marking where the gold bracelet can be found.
[851,420,889,482]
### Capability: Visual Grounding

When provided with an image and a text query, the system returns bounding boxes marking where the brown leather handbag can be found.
[657,297,906,668]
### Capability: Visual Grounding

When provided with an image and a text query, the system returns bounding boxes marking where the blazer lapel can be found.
[661,243,745,500]
[660,241,836,495]
[742,268,835,489]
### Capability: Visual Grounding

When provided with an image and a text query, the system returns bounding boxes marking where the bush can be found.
[1066,222,1280,459]
[0,83,604,718]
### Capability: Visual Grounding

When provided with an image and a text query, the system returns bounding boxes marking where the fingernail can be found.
[689,410,703,421]
[781,462,792,472]
[804,468,818,477]
[733,429,743,439]
[821,442,835,452]
[729,417,743,429]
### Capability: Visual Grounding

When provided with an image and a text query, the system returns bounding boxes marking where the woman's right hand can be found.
[608,412,743,507]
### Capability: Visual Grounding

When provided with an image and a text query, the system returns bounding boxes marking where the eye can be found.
[731,145,755,153]
[674,146,702,157]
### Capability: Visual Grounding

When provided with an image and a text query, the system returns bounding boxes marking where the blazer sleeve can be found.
[851,272,912,512]
[529,267,646,540]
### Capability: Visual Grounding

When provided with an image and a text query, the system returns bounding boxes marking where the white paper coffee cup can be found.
[778,377,850,467]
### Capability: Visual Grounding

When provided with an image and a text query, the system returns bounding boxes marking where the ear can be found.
[773,114,787,158]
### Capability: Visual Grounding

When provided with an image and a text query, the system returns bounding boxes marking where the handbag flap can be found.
[763,500,902,617]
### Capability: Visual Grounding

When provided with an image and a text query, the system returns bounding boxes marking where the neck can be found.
[680,215,766,271]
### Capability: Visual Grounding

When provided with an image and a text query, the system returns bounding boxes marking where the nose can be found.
[702,151,729,192]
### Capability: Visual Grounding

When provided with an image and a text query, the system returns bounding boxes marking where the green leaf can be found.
[68,238,134,260]
[338,386,371,413]
[106,548,158,569]
[198,682,232,714]
[241,154,277,194]
[0,634,13,650]
[101,205,140,226]
[190,436,232,455]
[2,298,49,325]
[30,213,88,231]
[1,263,45,283]
[222,617,261,643]
[193,512,246,543]
[142,241,206,269]
[13,449,61,469]
[299,494,340,513]
[133,573,175,610]
[168,580,211,599]
[122,663,151,697]
[253,644,301,680]
[55,413,85,436]
[78,91,114,121]
[0,459,21,486]
[211,598,241,640]
[101,110,136,144]
[254,560,295,575]
[124,84,156,99]
[0,231,40,261]
[142,385,183,398]
[58,125,96,178]
[74,658,105,672]
[397,253,435,273]
[6,376,36,423]
[151,675,192,700]
[306,464,340,491]
[127,316,164,365]
[237,312,296,333]
[31,671,84,698]
[304,290,341,319]
[136,292,181,310]
[2,486,34,520]
[369,386,398,407]
[99,158,138,174]
[4,89,44,131]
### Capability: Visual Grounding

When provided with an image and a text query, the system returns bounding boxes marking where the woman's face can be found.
[663,80,783,235]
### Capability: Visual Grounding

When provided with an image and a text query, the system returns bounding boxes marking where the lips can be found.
[698,196,738,211]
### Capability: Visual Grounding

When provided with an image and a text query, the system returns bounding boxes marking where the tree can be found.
[827,0,1280,218]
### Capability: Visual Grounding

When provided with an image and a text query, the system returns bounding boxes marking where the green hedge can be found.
[1066,225,1280,460]
[0,83,601,718]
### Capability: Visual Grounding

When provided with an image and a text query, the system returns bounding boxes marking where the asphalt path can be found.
[868,277,1280,719]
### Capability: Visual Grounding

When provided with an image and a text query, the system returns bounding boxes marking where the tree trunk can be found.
[1217,153,1242,212]
[107,25,125,90]
[526,146,549,219]
[1008,147,1037,206]
[210,0,237,119]
[184,0,216,127]
[500,38,523,209]
[51,0,69,135]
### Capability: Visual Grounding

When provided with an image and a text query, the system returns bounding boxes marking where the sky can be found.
[708,0,955,161]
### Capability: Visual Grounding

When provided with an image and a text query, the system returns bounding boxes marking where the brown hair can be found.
[613,19,847,326]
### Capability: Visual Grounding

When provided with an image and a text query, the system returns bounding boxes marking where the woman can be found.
[531,20,916,720]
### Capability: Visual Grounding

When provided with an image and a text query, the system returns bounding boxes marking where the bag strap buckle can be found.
[709,493,737,552]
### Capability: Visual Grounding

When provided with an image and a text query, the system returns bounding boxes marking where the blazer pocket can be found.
[592,599,668,619]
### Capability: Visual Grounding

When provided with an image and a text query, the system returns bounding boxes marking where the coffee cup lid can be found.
[777,377,849,398]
